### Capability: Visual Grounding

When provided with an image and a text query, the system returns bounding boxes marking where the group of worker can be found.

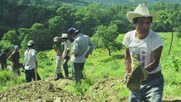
[0,27,94,84]
[0,46,22,76]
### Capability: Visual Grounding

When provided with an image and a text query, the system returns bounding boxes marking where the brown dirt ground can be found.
[0,75,180,102]
[0,75,95,102]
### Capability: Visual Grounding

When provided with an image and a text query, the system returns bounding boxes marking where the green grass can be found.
[0,70,25,90]
[0,32,181,100]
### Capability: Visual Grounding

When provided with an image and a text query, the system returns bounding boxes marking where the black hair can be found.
[132,17,152,24]
[28,44,35,48]
[4,48,9,53]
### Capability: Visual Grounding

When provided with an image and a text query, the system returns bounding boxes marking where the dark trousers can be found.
[63,56,70,77]
[129,74,164,102]
[25,69,41,83]
[1,63,7,70]
[71,63,85,83]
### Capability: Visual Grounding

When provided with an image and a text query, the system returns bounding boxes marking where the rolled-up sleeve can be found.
[73,40,79,55]
[87,38,94,54]
[32,50,37,62]
[67,40,71,50]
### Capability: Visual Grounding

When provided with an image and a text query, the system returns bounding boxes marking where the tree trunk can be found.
[168,31,173,56]
[107,48,111,56]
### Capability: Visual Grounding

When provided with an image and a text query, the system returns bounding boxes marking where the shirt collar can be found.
[74,33,81,39]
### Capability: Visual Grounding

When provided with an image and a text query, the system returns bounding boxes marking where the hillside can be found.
[79,0,181,6]
[0,32,181,102]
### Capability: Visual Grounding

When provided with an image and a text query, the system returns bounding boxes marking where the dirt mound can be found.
[0,79,95,102]
[92,77,128,102]
[0,75,180,102]
[91,77,181,102]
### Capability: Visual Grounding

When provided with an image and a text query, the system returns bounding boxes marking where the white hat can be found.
[27,40,35,46]
[60,33,68,39]
[126,4,154,23]
[54,37,60,42]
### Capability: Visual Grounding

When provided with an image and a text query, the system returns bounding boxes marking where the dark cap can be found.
[67,27,79,35]
[4,48,9,52]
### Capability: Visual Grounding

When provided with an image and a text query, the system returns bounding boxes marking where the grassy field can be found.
[0,32,181,101]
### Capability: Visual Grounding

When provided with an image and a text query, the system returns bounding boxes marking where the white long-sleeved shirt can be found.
[24,48,37,70]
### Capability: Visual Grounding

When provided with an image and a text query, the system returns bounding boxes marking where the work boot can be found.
[54,73,64,81]
[59,73,64,78]
[54,73,60,81]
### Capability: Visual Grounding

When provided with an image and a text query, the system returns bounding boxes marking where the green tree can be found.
[75,4,104,36]
[20,23,49,50]
[174,26,181,39]
[92,24,119,56]
[151,10,172,32]
[2,30,20,45]
[48,6,74,37]
[0,40,14,52]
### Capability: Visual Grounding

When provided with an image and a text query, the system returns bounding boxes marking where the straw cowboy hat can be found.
[126,4,156,23]
[60,33,68,39]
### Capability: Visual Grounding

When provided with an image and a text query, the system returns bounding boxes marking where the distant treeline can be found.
[0,0,181,52]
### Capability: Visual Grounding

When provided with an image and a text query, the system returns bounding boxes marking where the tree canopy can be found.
[1,1,181,54]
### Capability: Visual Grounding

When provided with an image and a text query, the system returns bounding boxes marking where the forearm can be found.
[145,46,163,72]
[125,48,131,73]
[145,59,159,72]
[125,57,131,73]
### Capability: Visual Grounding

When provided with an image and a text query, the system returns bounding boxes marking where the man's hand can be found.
[145,59,155,72]
[85,53,89,58]
[124,73,130,82]
[74,53,78,57]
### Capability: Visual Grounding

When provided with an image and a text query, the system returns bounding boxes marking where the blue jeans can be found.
[129,74,164,102]
[63,56,70,77]
[25,69,41,83]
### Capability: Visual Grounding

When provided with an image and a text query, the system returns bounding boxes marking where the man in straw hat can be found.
[123,4,164,102]
[24,40,41,82]
[61,33,71,78]
[67,27,94,84]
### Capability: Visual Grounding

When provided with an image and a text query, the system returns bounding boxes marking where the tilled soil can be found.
[0,75,180,102]
[92,77,128,102]
[0,79,95,102]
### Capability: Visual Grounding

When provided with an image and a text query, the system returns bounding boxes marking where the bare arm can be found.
[145,46,163,72]
[125,48,132,74]
[8,51,15,60]
[124,48,132,81]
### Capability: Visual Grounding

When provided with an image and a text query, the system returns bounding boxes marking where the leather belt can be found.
[148,71,161,78]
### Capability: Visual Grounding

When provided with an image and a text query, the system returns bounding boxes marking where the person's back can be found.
[71,34,91,63]
[24,48,36,70]
[9,51,19,63]
[0,53,7,64]
[0,49,9,70]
